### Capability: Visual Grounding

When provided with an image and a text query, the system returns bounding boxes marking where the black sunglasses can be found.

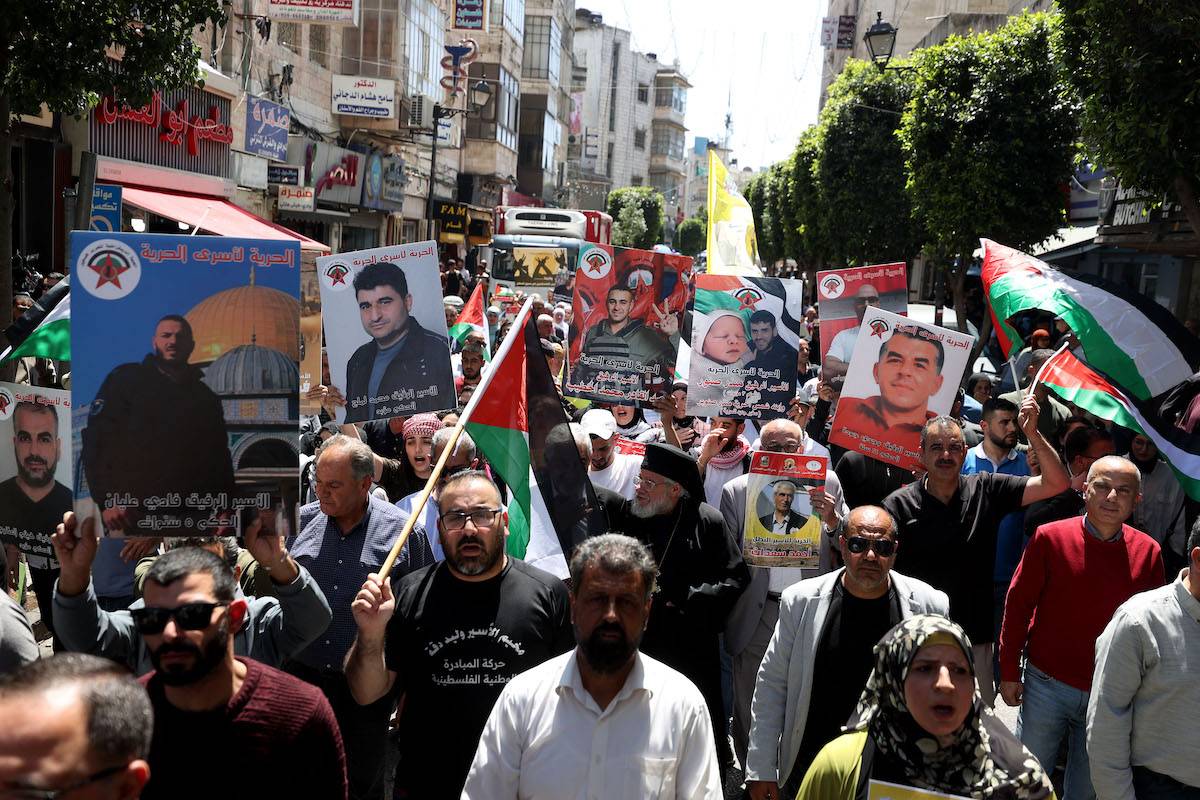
[845,536,897,557]
[130,602,227,635]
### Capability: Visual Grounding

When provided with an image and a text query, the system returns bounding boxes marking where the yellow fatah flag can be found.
[706,150,762,275]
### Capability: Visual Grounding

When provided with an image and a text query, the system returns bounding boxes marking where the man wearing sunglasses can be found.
[345,470,573,800]
[0,653,152,799]
[132,547,347,797]
[745,506,948,800]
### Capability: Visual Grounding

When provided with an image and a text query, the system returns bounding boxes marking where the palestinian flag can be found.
[1,283,70,363]
[1041,347,1200,501]
[461,299,604,577]
[448,282,490,359]
[982,239,1200,401]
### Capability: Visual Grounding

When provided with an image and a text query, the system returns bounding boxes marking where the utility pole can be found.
[424,105,444,236]
[240,0,253,92]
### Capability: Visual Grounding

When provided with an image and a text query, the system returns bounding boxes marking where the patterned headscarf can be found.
[844,614,1053,799]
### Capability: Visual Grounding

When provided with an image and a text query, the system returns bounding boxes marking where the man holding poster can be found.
[829,308,974,471]
[816,263,908,385]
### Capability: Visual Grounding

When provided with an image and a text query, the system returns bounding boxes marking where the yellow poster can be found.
[868,781,971,800]
[743,450,827,568]
[512,247,568,286]
[706,150,762,276]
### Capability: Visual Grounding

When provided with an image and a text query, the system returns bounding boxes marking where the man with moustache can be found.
[81,315,235,533]
[131,547,347,797]
[745,507,948,800]
[462,534,722,797]
[0,400,71,647]
[345,470,573,799]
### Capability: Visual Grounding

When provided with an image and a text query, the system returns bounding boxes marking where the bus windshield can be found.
[490,235,581,302]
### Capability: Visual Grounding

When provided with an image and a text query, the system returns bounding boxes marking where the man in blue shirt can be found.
[288,434,434,800]
[961,396,1030,686]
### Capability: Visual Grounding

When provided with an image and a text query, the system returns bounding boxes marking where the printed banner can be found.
[300,259,323,415]
[452,0,487,30]
[267,0,359,25]
[565,244,694,404]
[743,451,826,568]
[706,150,761,276]
[868,781,970,800]
[317,241,455,423]
[513,247,569,287]
[244,95,290,161]
[816,263,908,390]
[71,232,300,536]
[685,274,804,420]
[828,307,974,470]
[0,384,70,566]
[332,75,396,118]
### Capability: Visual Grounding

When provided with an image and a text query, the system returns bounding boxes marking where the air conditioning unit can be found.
[409,94,434,130]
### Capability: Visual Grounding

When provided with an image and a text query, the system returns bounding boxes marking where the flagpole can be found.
[377,298,535,579]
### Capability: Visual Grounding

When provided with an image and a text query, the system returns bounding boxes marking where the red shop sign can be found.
[98,91,234,158]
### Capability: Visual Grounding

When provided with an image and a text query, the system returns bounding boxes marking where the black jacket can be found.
[343,318,453,422]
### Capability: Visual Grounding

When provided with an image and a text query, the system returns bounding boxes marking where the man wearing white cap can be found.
[580,408,642,500]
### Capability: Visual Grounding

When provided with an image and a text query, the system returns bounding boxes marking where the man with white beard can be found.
[603,442,749,779]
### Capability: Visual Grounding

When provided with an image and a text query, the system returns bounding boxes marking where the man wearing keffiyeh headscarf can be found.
[796,614,1056,800]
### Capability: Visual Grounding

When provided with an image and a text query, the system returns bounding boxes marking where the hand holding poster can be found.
[317,241,455,423]
[565,244,693,404]
[0,384,71,567]
[685,274,804,420]
[71,231,300,536]
[828,307,974,470]
[743,451,827,568]
[816,263,908,389]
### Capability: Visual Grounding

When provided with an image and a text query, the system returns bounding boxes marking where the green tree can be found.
[0,0,224,338]
[815,59,923,267]
[1056,0,1200,235]
[672,217,705,256]
[612,202,648,248]
[898,12,1077,332]
[606,187,665,249]
[789,128,831,268]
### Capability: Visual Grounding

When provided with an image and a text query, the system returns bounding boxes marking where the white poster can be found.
[268,0,360,25]
[0,385,71,567]
[332,75,397,119]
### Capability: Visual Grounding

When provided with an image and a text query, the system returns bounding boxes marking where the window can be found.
[631,175,643,186]
[489,0,524,40]
[406,0,444,98]
[278,22,301,54]
[341,0,399,77]
[466,63,519,151]
[608,43,619,132]
[634,129,646,150]
[522,16,561,84]
[606,142,614,178]
[308,24,329,68]
[637,83,649,103]
[655,82,687,114]
[652,124,685,160]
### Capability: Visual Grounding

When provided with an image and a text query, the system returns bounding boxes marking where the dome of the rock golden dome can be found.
[185,285,300,364]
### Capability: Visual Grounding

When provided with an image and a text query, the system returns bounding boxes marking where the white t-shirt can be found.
[589,452,642,500]
[826,325,861,363]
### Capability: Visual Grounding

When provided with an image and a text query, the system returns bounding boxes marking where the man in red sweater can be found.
[999,455,1163,800]
[106,545,349,798]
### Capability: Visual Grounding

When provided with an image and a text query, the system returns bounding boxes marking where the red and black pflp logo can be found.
[325,263,351,286]
[734,287,764,310]
[820,274,845,299]
[869,319,890,338]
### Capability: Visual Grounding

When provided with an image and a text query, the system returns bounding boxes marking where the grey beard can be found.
[630,496,669,519]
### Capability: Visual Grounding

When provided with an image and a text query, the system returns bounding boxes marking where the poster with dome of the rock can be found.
[69,231,301,538]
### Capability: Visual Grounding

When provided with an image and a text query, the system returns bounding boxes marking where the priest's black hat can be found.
[641,442,705,504]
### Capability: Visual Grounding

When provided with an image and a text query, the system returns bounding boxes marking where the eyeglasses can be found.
[129,602,226,635]
[633,475,664,490]
[0,763,129,799]
[440,507,502,531]
[845,536,897,557]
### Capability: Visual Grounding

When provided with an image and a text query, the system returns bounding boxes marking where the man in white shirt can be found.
[719,417,847,769]
[462,533,722,799]
[823,283,881,374]
[581,409,641,500]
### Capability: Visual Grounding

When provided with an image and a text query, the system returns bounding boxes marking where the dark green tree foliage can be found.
[1056,0,1200,234]
[789,128,830,268]
[606,187,665,250]
[816,60,922,266]
[672,216,705,256]
[0,0,225,336]
[898,12,1077,260]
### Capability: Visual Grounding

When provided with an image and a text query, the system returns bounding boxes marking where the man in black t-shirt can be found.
[881,395,1068,704]
[345,470,573,799]
[744,506,949,800]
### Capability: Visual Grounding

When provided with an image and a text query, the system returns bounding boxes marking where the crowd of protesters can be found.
[1,273,1198,800]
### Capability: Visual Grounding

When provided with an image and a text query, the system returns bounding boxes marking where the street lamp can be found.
[863,11,899,71]
[425,80,494,227]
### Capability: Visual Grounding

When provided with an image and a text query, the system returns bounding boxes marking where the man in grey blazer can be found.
[744,505,949,799]
[721,417,848,769]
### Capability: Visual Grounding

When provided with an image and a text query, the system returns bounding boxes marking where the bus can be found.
[494,206,612,244]
[488,206,612,301]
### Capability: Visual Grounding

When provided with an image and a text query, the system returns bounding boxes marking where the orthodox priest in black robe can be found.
[602,442,750,773]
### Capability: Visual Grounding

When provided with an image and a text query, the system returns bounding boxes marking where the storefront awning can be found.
[121,186,330,252]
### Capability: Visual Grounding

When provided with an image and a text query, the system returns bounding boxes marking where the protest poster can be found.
[0,384,70,566]
[828,307,974,470]
[868,781,970,800]
[71,231,300,536]
[684,274,804,420]
[816,263,908,388]
[565,244,694,404]
[743,451,827,569]
[614,436,646,457]
[299,258,323,415]
[513,246,569,287]
[317,241,455,423]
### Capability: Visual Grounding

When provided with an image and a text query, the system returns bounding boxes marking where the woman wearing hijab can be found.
[797,614,1055,800]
